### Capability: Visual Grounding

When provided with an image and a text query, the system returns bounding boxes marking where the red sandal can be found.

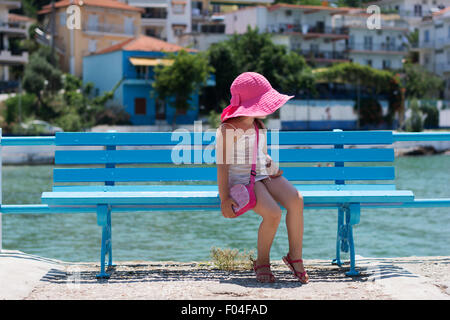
[282,253,309,284]
[252,261,276,283]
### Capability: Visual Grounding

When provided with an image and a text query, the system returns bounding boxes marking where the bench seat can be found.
[42,188,414,206]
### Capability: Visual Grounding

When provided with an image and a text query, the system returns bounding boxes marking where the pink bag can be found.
[229,122,259,217]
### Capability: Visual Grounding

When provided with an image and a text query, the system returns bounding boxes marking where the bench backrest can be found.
[53,130,395,187]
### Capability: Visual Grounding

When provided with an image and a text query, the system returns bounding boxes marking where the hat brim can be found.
[221,88,294,122]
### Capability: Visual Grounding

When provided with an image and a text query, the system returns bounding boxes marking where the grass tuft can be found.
[210,247,255,271]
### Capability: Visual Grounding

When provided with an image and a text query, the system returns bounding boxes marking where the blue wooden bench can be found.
[39,129,450,278]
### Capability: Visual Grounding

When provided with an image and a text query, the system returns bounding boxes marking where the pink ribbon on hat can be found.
[230,93,240,107]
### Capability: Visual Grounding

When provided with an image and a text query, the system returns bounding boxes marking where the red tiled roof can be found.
[38,0,144,14]
[95,35,197,55]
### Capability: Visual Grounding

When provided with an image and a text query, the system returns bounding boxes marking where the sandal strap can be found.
[286,253,303,264]
[253,263,271,271]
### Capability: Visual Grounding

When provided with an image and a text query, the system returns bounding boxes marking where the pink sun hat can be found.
[220,72,294,123]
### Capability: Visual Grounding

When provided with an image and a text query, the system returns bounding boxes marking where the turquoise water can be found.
[2,154,450,262]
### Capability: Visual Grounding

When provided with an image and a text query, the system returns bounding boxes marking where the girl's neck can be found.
[234,117,255,130]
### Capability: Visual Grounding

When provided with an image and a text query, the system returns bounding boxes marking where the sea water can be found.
[2,154,449,262]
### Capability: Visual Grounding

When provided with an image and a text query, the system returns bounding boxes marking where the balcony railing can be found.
[0,50,28,64]
[0,21,27,35]
[347,43,408,52]
[295,50,349,61]
[83,23,135,36]
[267,23,348,35]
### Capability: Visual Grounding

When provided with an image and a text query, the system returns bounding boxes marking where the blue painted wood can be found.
[52,183,398,192]
[55,130,393,146]
[55,148,394,164]
[0,136,55,146]
[41,189,414,206]
[53,166,395,182]
[392,132,450,142]
[3,198,449,214]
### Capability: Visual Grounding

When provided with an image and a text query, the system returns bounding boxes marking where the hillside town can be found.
[0,0,449,132]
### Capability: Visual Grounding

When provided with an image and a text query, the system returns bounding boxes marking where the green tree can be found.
[207,26,314,108]
[207,43,239,111]
[405,98,424,132]
[153,50,213,126]
[316,62,403,128]
[403,63,443,99]
[22,46,63,119]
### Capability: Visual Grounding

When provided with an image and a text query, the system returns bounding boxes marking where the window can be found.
[87,14,99,32]
[60,12,66,26]
[135,66,148,79]
[424,30,430,42]
[363,36,373,50]
[382,60,391,69]
[366,59,372,67]
[448,25,450,39]
[212,4,220,13]
[124,17,134,35]
[414,5,422,17]
[173,27,184,36]
[134,98,146,115]
[88,39,97,53]
[447,50,450,65]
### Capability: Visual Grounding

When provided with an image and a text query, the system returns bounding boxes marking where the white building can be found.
[126,0,272,47]
[178,0,273,50]
[334,10,409,70]
[416,7,450,98]
[0,1,29,82]
[369,0,449,28]
[127,0,191,43]
[224,4,351,65]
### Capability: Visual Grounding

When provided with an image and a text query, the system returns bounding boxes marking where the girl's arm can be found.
[256,119,283,178]
[216,124,238,218]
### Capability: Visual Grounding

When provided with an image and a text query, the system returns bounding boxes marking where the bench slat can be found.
[55,148,394,164]
[41,189,414,206]
[53,166,395,182]
[55,131,393,146]
[52,184,398,192]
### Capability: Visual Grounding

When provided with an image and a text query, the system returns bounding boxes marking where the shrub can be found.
[405,99,423,132]
[210,247,255,271]
[2,93,38,124]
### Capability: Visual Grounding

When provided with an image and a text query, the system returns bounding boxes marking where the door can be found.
[134,98,146,115]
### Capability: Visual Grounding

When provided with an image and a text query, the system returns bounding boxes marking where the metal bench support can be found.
[332,203,361,276]
[96,204,113,279]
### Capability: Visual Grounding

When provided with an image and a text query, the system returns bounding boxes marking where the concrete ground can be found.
[1,250,449,300]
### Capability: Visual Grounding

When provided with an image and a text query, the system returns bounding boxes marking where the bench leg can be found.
[106,207,115,269]
[96,204,113,279]
[345,204,360,277]
[332,207,344,267]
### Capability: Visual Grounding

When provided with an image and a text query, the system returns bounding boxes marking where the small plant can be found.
[210,247,255,271]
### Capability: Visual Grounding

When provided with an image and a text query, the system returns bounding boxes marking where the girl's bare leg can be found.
[262,176,308,281]
[252,180,282,282]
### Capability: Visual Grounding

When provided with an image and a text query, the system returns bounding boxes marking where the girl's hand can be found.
[221,197,238,218]
[269,169,283,179]
[265,158,283,178]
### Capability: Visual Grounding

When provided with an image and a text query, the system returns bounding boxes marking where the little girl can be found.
[215,72,309,284]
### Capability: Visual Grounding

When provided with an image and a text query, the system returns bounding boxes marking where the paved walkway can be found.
[1,250,449,300]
